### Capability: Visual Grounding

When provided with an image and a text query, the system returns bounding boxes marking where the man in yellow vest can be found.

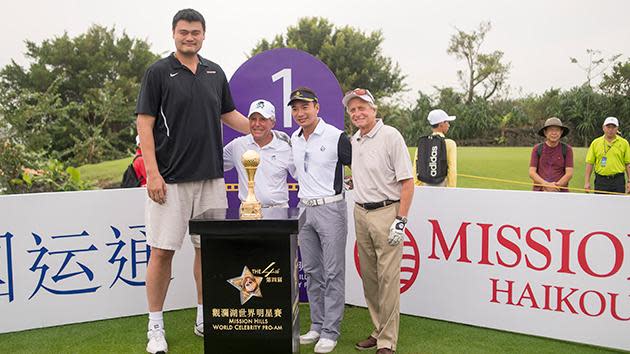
[584,117,630,194]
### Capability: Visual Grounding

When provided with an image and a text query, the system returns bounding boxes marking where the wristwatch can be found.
[395,216,408,224]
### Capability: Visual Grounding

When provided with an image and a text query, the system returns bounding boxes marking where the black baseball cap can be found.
[288,87,318,106]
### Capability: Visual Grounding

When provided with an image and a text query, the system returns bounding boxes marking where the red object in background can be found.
[353,228,421,294]
[132,148,147,187]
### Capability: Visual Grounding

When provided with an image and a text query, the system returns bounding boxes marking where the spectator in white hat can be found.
[223,99,295,207]
[413,109,458,187]
[584,117,630,194]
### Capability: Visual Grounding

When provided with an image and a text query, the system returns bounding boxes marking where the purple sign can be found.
[226,48,344,302]
[225,48,344,209]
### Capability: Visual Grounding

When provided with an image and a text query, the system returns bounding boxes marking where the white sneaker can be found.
[146,328,168,353]
[299,330,320,344]
[314,338,337,353]
[194,322,204,337]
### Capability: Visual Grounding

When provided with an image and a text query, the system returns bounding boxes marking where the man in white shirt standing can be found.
[223,99,295,207]
[344,88,414,354]
[289,87,352,354]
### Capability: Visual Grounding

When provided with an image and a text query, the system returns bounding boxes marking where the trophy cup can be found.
[239,149,262,219]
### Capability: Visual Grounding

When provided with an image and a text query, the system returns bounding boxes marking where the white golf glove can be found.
[388,217,407,246]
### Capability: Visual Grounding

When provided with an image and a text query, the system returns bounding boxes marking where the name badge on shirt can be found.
[600,156,607,167]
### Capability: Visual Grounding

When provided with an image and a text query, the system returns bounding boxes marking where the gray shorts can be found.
[145,178,227,250]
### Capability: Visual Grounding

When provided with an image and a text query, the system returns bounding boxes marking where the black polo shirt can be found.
[135,53,235,183]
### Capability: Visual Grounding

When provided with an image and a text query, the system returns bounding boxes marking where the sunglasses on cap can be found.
[345,88,375,101]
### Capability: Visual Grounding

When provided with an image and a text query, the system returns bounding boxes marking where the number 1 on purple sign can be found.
[272,68,292,128]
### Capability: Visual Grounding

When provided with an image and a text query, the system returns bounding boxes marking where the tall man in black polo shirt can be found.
[135,9,249,354]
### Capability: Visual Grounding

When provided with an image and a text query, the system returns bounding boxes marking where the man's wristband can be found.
[396,216,407,224]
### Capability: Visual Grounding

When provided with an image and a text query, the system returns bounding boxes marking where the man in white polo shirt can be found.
[289,87,351,354]
[223,99,295,207]
[344,88,414,354]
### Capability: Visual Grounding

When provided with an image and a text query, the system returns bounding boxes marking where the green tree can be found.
[0,25,159,165]
[447,21,510,104]
[558,86,611,146]
[251,17,406,131]
[385,91,433,144]
[600,58,630,96]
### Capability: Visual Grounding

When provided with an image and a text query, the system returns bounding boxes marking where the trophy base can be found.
[240,202,262,219]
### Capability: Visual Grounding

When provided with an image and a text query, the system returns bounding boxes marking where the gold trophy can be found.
[239,150,262,219]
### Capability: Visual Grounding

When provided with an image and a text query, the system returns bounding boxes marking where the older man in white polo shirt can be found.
[223,99,295,207]
[289,87,351,354]
[344,88,414,354]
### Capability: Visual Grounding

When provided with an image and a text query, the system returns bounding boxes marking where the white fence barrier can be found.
[0,187,628,350]
[345,187,629,351]
[0,189,195,333]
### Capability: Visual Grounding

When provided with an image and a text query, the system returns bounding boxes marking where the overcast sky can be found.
[2,0,628,103]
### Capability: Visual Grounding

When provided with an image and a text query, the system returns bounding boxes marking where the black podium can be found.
[189,208,301,354]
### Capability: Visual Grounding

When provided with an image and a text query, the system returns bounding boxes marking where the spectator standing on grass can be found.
[413,109,457,187]
[121,135,147,188]
[584,117,630,194]
[133,135,147,187]
[528,117,574,192]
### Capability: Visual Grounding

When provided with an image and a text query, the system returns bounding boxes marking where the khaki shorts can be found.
[145,178,227,250]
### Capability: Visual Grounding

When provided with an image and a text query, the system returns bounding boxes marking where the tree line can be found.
[0,20,628,193]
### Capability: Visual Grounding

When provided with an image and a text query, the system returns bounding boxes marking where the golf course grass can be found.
[0,304,618,353]
[79,146,589,192]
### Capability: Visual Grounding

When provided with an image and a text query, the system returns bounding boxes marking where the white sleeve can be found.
[223,140,235,171]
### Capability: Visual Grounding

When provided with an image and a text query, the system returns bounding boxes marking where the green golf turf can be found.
[80,147,589,192]
[77,157,134,189]
[453,146,588,192]
[0,304,619,353]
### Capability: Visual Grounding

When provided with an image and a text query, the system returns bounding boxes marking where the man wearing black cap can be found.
[289,86,351,354]
[528,117,574,192]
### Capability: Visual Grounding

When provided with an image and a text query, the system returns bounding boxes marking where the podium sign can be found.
[189,208,301,353]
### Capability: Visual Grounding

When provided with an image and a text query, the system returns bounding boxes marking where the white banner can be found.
[345,187,630,351]
[0,189,196,333]
[1,187,628,351]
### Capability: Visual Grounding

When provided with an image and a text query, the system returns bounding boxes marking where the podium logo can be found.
[227,266,263,305]
[353,228,421,293]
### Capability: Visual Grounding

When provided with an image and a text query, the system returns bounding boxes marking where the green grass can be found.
[445,146,587,192]
[81,147,589,193]
[0,304,618,353]
[77,157,132,189]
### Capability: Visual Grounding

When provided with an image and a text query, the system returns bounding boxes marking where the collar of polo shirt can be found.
[354,119,384,140]
[169,52,210,70]
[298,117,325,138]
[247,133,277,149]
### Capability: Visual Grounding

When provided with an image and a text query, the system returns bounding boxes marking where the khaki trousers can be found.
[354,202,402,350]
